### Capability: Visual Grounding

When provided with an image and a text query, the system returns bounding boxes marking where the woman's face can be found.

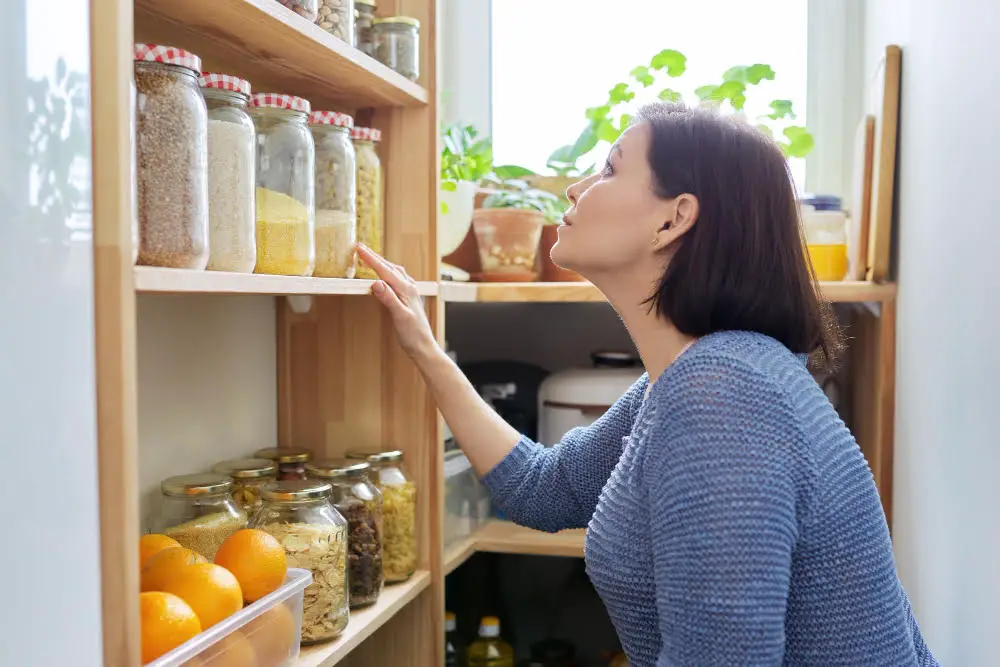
[551,123,677,279]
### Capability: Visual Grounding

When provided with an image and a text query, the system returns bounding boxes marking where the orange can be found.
[213,529,288,603]
[140,534,182,568]
[140,591,202,663]
[157,562,244,629]
[141,547,208,592]
[198,630,258,667]
[244,603,297,667]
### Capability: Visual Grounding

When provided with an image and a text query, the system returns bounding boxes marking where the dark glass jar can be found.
[254,447,313,481]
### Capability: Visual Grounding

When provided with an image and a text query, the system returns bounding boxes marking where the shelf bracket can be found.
[286,295,314,314]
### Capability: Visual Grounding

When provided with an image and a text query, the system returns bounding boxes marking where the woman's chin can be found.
[548,240,580,274]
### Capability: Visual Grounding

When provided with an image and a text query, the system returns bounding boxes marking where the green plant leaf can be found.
[571,125,600,157]
[630,65,654,87]
[783,125,815,157]
[767,99,795,120]
[548,144,576,165]
[585,105,611,123]
[755,123,774,139]
[650,49,686,76]
[695,85,719,100]
[744,64,776,85]
[723,66,748,83]
[441,180,458,192]
[441,201,450,214]
[493,164,537,180]
[657,88,683,102]
[608,82,634,104]
[618,113,632,132]
[596,119,621,143]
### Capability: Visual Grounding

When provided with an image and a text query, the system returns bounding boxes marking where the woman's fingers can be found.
[358,244,410,292]
[371,280,407,314]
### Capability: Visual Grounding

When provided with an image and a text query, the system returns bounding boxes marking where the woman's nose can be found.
[566,176,586,205]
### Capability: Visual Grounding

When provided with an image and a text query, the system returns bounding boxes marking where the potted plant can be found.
[440,123,494,278]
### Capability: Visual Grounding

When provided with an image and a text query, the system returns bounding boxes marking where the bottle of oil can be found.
[467,616,514,667]
[445,611,466,667]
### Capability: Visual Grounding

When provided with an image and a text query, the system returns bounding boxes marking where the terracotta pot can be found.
[471,208,545,281]
[538,224,585,282]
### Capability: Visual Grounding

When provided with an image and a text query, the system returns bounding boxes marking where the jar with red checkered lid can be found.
[310,111,357,278]
[249,93,316,276]
[351,126,383,280]
[200,73,256,274]
[133,44,209,269]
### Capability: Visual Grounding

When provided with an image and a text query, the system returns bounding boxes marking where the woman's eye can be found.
[602,161,614,176]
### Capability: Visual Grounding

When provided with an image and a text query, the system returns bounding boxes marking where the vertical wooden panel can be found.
[866,45,901,282]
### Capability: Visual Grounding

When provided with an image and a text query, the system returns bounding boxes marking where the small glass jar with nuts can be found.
[315,0,355,44]
[254,447,313,481]
[212,457,277,515]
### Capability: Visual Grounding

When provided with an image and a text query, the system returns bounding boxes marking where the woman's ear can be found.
[653,193,699,248]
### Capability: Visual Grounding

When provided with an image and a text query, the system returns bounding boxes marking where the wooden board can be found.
[866,45,902,282]
[135,267,439,296]
[849,115,876,281]
[474,521,586,558]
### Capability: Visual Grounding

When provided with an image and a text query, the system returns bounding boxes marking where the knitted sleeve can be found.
[643,357,804,666]
[482,375,648,532]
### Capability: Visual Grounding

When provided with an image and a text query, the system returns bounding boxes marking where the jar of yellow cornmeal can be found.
[801,195,848,282]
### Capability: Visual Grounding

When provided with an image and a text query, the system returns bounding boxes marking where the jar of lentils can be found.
[310,111,357,278]
[351,126,383,279]
[372,17,420,81]
[212,457,277,514]
[355,0,377,55]
[254,447,313,481]
[315,0,355,44]
[133,44,209,269]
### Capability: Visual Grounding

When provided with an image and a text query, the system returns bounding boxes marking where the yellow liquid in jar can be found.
[807,243,848,281]
[255,187,315,276]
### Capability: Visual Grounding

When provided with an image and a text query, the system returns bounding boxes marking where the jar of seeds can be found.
[255,447,314,481]
[133,44,209,269]
[277,0,319,22]
[250,93,316,277]
[200,73,256,274]
[212,457,277,514]
[355,0,377,56]
[310,111,357,278]
[316,0,354,44]
[372,17,420,81]
[150,473,248,560]
[351,126,383,280]
[250,480,349,644]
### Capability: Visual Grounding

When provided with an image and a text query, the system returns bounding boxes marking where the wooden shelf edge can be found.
[135,267,438,297]
[471,521,586,559]
[443,535,478,575]
[296,570,431,667]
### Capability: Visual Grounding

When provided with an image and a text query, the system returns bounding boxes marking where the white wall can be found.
[863,2,1000,664]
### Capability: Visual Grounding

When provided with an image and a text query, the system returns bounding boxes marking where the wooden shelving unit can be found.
[135,267,439,296]
[444,522,587,575]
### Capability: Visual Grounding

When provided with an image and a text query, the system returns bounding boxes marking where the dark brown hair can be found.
[636,103,842,369]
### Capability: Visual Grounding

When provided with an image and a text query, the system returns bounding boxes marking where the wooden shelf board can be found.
[472,521,586,558]
[443,534,478,575]
[440,280,897,304]
[297,570,431,667]
[135,267,438,297]
[134,0,428,109]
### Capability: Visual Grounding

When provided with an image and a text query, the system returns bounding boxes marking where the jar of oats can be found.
[345,450,415,583]
[351,126,383,279]
[150,473,248,560]
[250,480,349,644]
[310,111,357,278]
[212,457,277,514]
[133,44,209,270]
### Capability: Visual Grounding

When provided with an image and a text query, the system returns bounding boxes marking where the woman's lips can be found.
[561,216,573,226]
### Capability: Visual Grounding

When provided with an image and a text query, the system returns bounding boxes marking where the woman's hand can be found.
[357,244,438,360]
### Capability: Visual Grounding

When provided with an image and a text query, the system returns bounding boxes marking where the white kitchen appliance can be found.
[538,352,643,445]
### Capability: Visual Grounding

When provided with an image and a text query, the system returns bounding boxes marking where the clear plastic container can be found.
[276,0,318,21]
[345,450,416,583]
[467,616,514,667]
[315,0,355,43]
[307,459,383,608]
[149,473,248,560]
[372,17,420,81]
[134,44,209,270]
[250,93,316,276]
[444,449,477,549]
[250,480,350,644]
[355,0,377,55]
[254,447,313,481]
[352,127,383,280]
[212,457,278,515]
[472,209,545,278]
[146,567,311,667]
[310,111,358,278]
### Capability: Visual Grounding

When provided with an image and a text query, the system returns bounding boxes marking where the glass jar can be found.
[352,127,383,280]
[129,74,139,265]
[310,111,358,278]
[315,0,355,44]
[355,0,377,56]
[250,480,349,643]
[149,473,248,560]
[276,0,319,21]
[345,450,416,583]
[133,44,209,269]
[801,194,848,281]
[212,457,277,514]
[254,447,313,481]
[250,93,316,276]
[307,459,383,608]
[372,17,420,81]
[201,73,257,274]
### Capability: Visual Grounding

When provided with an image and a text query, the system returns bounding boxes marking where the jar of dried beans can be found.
[250,93,316,276]
[351,126,383,279]
[212,457,277,515]
[310,111,357,278]
[315,0,354,44]
[307,459,383,608]
[277,0,319,21]
[345,450,415,583]
[250,480,349,643]
[200,73,256,273]
[133,44,209,269]
[355,0,377,55]
[150,473,248,560]
[372,17,420,81]
[254,447,313,481]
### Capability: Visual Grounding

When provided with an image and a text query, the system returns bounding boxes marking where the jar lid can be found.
[262,479,332,502]
[445,611,456,631]
[373,16,420,28]
[134,44,202,74]
[253,447,312,464]
[356,0,376,6]
[199,72,251,98]
[346,449,403,465]
[307,458,371,479]
[161,473,232,497]
[250,93,311,114]
[212,457,277,479]
[309,111,354,128]
[351,126,382,142]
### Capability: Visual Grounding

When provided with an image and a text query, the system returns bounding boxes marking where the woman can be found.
[359,103,937,666]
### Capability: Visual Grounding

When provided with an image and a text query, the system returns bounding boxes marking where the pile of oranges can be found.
[138,529,294,665]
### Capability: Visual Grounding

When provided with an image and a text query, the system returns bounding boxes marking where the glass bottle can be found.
[149,473,247,560]
[467,617,514,667]
[310,111,358,278]
[212,457,277,515]
[254,447,313,481]
[445,611,467,667]
[372,17,420,81]
[351,127,383,280]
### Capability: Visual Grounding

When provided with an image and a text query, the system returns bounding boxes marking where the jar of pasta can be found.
[250,480,349,643]
[307,459,383,608]
[254,447,313,481]
[345,450,415,583]
[149,474,248,560]
[351,126,383,279]
[212,457,277,514]
[250,93,316,276]
[310,111,357,278]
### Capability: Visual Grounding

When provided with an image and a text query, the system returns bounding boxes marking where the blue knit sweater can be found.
[483,331,937,666]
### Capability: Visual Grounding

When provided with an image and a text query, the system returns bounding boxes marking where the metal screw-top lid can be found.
[306,459,371,479]
[254,447,312,464]
[161,473,232,497]
[373,16,420,29]
[345,449,403,465]
[262,479,332,502]
[212,458,277,480]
